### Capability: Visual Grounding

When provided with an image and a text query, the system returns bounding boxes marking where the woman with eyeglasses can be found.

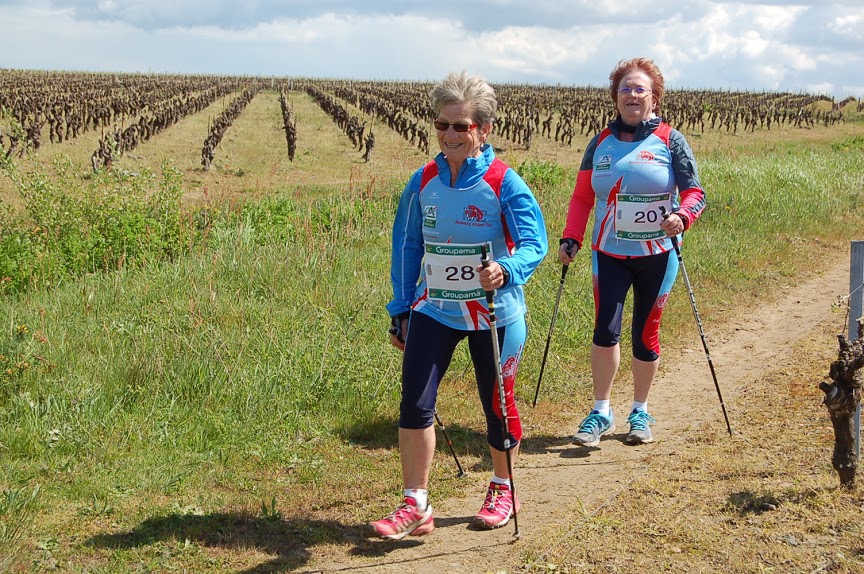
[558,57,706,448]
[369,71,548,540]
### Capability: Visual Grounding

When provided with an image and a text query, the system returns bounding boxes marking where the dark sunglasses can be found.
[433,120,478,133]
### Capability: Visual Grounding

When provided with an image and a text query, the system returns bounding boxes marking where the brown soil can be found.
[296,255,854,573]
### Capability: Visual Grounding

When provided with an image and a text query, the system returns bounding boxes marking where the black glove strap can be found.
[388,312,411,342]
[559,237,578,256]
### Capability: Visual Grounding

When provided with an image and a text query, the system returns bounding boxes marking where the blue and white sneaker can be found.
[625,409,656,444]
[573,410,615,447]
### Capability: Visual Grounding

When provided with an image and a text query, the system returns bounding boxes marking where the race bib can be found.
[425,242,491,301]
[615,193,671,241]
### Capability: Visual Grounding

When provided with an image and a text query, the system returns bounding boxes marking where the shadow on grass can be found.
[338,415,399,449]
[86,511,364,573]
[340,414,616,472]
[87,509,486,572]
[339,414,619,469]
[338,414,491,466]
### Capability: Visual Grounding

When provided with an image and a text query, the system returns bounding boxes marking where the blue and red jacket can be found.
[387,144,548,330]
[563,117,706,257]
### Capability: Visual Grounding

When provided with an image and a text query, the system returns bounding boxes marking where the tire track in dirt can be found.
[298,257,851,574]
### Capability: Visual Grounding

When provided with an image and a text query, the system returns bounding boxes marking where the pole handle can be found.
[480,244,495,305]
[659,206,681,252]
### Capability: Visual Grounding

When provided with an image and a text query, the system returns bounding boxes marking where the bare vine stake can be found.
[819,319,864,489]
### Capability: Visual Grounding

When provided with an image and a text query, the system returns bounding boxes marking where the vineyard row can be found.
[1,70,860,163]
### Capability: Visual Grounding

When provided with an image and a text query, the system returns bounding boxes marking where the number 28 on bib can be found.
[424,242,491,302]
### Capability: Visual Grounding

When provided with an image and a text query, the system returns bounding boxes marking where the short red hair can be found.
[609,58,665,113]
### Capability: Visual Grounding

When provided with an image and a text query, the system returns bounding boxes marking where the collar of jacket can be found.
[609,116,662,141]
[433,143,496,189]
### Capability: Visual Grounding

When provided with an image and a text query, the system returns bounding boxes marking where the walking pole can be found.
[660,207,733,436]
[433,410,468,478]
[480,245,521,538]
[533,260,571,407]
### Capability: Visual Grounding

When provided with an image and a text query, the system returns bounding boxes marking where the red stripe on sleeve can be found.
[562,168,594,246]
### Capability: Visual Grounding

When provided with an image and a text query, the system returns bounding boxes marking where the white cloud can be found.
[806,81,836,96]
[738,30,770,57]
[0,1,861,99]
[779,43,819,71]
[751,4,805,31]
[475,26,608,80]
[698,3,806,59]
[756,63,786,86]
[829,12,864,40]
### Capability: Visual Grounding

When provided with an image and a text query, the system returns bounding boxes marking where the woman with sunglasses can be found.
[558,58,706,448]
[370,71,548,540]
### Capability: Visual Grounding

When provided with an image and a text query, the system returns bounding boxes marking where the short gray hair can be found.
[428,71,497,127]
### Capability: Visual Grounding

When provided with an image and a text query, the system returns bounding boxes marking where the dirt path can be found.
[297,256,852,574]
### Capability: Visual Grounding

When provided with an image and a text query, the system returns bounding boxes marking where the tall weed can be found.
[516,159,572,196]
[0,484,40,572]
[0,157,189,293]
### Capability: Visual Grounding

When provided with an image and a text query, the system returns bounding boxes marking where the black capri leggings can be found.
[399,311,525,451]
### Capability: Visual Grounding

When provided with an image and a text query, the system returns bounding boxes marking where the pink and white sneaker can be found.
[368,497,434,540]
[472,482,520,529]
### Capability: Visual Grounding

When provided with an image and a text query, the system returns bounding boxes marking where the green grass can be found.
[0,92,863,571]
[0,155,190,294]
[0,484,39,572]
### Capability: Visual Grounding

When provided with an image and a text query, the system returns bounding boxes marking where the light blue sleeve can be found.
[497,169,549,287]
[386,168,425,317]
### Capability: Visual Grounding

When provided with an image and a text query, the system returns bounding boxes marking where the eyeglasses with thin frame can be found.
[617,86,652,96]
[433,120,478,133]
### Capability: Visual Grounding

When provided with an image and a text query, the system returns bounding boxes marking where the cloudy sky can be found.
[1,0,862,99]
